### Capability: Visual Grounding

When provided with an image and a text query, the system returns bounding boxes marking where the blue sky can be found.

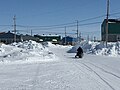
[0,0,120,40]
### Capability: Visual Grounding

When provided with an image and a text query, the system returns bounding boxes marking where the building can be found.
[0,31,38,44]
[21,34,39,42]
[34,34,61,44]
[101,19,120,42]
[0,31,21,44]
[62,36,77,45]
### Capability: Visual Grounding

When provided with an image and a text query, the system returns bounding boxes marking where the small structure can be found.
[62,36,77,45]
[101,19,120,42]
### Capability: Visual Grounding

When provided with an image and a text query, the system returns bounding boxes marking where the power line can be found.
[1,11,120,29]
[0,25,12,27]
[17,22,76,28]
[110,11,120,16]
[79,21,102,26]
[78,15,105,23]
[1,11,120,34]
[19,30,74,35]
[16,15,106,28]
[0,10,120,27]
[17,21,102,31]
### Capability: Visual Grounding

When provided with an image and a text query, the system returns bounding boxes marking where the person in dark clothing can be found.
[75,47,83,58]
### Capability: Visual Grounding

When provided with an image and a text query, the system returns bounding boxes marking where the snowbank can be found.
[11,40,44,50]
[0,40,58,64]
[43,41,73,49]
[42,42,56,47]
[68,41,120,57]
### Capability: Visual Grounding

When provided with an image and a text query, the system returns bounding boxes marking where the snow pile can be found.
[42,42,56,47]
[11,40,44,50]
[42,41,73,49]
[0,40,58,64]
[68,41,120,57]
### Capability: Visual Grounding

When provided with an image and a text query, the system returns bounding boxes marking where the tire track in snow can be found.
[69,59,113,90]
[67,54,118,90]
[84,62,120,79]
[50,47,115,90]
[80,62,115,90]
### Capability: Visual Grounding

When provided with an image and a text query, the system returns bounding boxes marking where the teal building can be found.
[101,19,120,42]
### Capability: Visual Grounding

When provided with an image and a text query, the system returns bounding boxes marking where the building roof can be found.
[0,31,20,38]
[103,19,120,23]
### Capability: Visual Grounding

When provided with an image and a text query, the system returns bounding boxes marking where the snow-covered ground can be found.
[0,40,120,90]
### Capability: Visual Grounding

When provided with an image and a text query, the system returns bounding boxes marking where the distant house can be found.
[34,34,61,44]
[0,31,38,44]
[0,31,21,44]
[62,36,77,45]
[21,34,39,42]
[101,19,120,42]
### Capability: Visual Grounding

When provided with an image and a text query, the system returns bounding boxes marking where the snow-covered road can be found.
[49,46,120,90]
[0,43,120,90]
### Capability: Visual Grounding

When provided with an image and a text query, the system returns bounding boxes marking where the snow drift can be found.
[68,41,120,57]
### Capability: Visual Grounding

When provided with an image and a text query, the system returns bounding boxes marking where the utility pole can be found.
[106,0,109,47]
[79,32,81,42]
[87,35,89,41]
[94,36,96,42]
[65,26,67,45]
[13,15,16,42]
[31,30,33,36]
[76,20,79,42]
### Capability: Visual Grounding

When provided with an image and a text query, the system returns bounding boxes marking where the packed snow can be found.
[0,40,120,90]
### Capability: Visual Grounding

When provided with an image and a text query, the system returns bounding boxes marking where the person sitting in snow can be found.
[75,47,83,58]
